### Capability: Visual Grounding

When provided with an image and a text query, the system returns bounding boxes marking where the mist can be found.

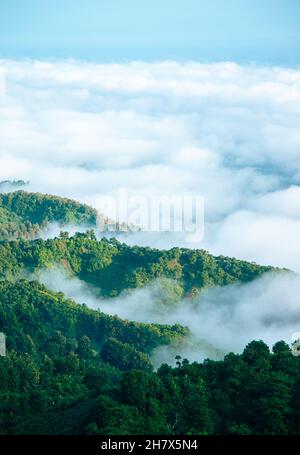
[39,222,94,240]
[1,60,300,271]
[35,267,300,366]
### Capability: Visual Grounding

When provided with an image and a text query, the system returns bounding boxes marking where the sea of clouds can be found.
[1,60,300,272]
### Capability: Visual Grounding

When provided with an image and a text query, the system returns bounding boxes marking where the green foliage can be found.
[0,280,184,358]
[0,191,98,240]
[0,279,189,434]
[0,190,298,435]
[101,338,153,372]
[0,232,275,296]
[0,284,299,435]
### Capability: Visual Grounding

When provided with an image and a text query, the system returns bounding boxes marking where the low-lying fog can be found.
[35,267,300,366]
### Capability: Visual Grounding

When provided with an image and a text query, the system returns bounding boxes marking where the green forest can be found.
[0,191,299,435]
[0,230,275,295]
[0,190,98,240]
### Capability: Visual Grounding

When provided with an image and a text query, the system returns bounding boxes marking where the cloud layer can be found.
[1,60,300,269]
[36,268,300,365]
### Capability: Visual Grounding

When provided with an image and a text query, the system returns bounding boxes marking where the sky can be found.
[1,2,300,273]
[0,0,300,64]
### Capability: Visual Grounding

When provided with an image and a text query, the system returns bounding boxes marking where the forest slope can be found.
[0,191,98,240]
[0,231,276,296]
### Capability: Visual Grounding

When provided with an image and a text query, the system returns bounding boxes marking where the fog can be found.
[36,267,300,366]
[1,60,300,271]
[39,222,93,240]
[2,59,300,364]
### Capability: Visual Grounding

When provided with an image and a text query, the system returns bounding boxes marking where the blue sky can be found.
[0,0,299,63]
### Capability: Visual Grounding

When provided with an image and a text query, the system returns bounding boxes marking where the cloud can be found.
[207,210,300,271]
[1,60,300,269]
[36,267,300,366]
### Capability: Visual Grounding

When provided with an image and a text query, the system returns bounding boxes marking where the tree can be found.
[242,340,271,372]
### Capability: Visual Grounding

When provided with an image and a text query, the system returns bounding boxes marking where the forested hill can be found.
[1,190,298,436]
[0,231,275,295]
[0,279,187,373]
[0,280,299,434]
[0,191,98,240]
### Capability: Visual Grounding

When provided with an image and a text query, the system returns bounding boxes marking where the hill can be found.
[0,279,187,371]
[0,231,275,296]
[0,281,299,434]
[0,190,297,436]
[0,191,98,240]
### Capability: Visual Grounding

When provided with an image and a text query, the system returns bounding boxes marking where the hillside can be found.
[0,190,298,436]
[0,280,187,371]
[0,231,275,296]
[0,281,299,434]
[0,191,98,240]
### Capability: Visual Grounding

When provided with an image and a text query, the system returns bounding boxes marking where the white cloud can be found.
[36,268,300,365]
[207,211,300,270]
[1,59,300,270]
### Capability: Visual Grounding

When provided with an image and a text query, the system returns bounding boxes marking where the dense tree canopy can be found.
[0,231,275,296]
[0,191,98,240]
[0,189,298,435]
[0,282,299,436]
